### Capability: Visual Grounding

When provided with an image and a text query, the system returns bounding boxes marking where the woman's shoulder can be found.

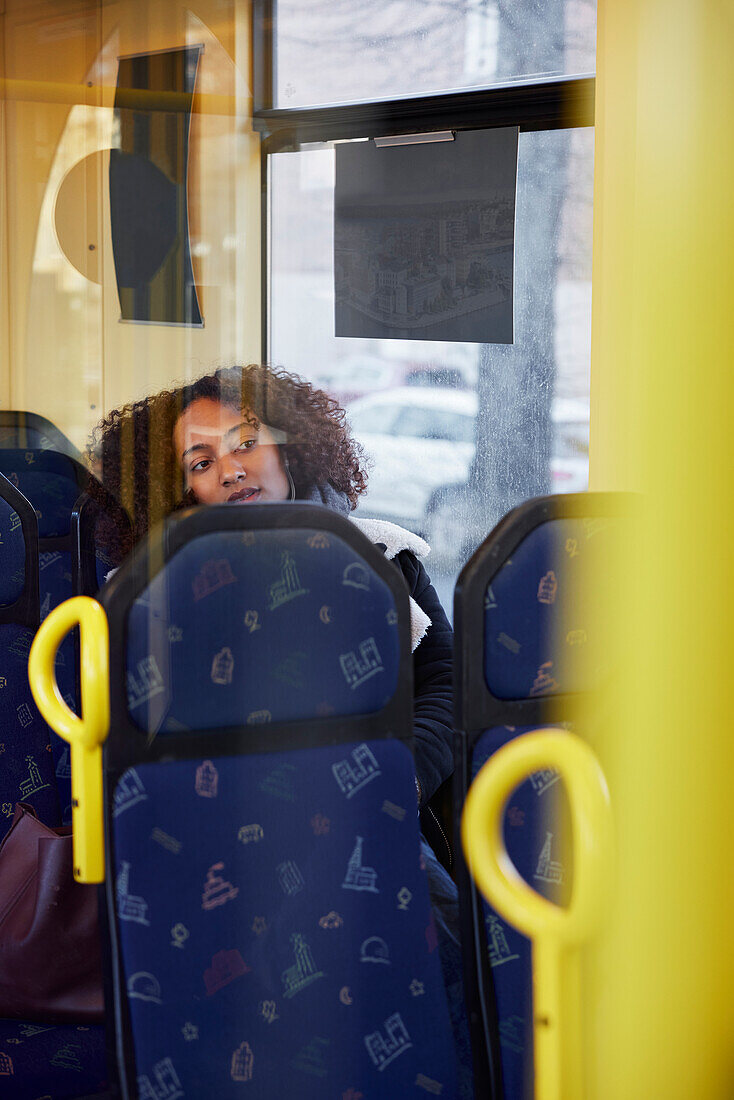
[349,516,429,562]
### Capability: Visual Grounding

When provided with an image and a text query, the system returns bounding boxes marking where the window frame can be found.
[252,0,594,362]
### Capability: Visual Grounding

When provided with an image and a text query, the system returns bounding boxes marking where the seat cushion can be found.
[110,739,459,1098]
[0,1018,107,1099]
[471,726,573,1100]
[0,624,62,842]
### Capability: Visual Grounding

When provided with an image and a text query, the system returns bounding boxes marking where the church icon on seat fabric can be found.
[281,933,324,999]
[342,836,379,893]
[268,551,308,610]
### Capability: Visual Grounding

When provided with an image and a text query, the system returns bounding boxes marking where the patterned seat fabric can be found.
[0,495,60,841]
[0,487,106,1099]
[0,450,94,822]
[108,514,462,1096]
[484,515,614,700]
[0,450,82,540]
[0,1019,108,1099]
[464,510,615,1097]
[125,528,400,734]
[112,741,458,1099]
[0,412,78,457]
[471,726,572,1100]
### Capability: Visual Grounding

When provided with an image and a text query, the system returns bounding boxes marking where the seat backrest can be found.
[72,487,133,596]
[453,492,626,1100]
[0,409,80,460]
[0,451,132,818]
[0,473,61,840]
[100,503,462,1099]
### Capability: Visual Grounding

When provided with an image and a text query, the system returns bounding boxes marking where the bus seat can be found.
[0,452,131,822]
[0,1018,108,1100]
[0,475,108,1097]
[453,492,626,1099]
[0,473,61,841]
[96,503,463,1098]
[0,410,81,461]
[72,489,133,597]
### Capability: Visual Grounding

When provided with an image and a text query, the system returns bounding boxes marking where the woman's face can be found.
[174,397,290,505]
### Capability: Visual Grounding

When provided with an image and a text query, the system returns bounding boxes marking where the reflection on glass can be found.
[271,127,593,611]
[274,0,596,108]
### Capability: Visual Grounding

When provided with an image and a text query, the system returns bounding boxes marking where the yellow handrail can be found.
[462,728,613,1100]
[28,597,110,883]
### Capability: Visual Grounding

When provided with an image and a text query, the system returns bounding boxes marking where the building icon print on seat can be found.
[230,1041,254,1082]
[281,933,324,999]
[529,768,560,796]
[534,831,564,885]
[342,836,379,893]
[19,755,49,799]
[364,1012,412,1071]
[339,637,384,690]
[332,743,381,798]
[277,859,305,896]
[486,914,520,968]
[117,861,150,925]
[268,551,308,610]
[126,655,165,710]
[136,1056,184,1100]
[114,769,147,816]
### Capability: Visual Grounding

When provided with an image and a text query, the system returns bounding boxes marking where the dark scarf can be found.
[301,482,351,516]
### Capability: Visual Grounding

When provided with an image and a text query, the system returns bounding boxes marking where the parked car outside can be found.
[347,387,589,567]
[310,353,475,408]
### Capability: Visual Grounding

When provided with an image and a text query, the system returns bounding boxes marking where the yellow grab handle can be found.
[29,596,109,883]
[461,729,613,1100]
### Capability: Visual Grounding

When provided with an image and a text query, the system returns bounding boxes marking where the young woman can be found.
[91,363,453,812]
[91,364,471,1089]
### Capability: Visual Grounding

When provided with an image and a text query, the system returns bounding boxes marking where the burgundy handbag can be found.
[0,802,104,1022]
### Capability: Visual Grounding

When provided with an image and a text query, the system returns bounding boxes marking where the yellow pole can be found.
[462,729,613,1100]
[588,1,734,1096]
[28,597,110,884]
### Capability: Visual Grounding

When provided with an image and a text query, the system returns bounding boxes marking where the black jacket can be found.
[393,549,454,805]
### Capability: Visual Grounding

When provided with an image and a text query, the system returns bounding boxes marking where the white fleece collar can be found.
[349,517,430,561]
[350,517,432,651]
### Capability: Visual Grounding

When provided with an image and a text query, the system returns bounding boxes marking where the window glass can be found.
[394,405,476,444]
[348,402,404,436]
[273,0,596,108]
[270,127,594,611]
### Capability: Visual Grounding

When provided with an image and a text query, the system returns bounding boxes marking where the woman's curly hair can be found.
[88,365,368,553]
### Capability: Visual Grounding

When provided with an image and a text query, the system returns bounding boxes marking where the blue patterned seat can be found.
[0,474,61,840]
[453,493,625,1099]
[0,410,80,459]
[0,1019,108,1100]
[0,450,91,821]
[0,450,131,821]
[0,472,108,1099]
[101,504,462,1098]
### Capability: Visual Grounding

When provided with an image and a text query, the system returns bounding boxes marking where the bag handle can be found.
[28,596,109,883]
[461,728,613,1100]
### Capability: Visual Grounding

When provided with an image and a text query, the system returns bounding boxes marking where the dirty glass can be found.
[270,126,594,610]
